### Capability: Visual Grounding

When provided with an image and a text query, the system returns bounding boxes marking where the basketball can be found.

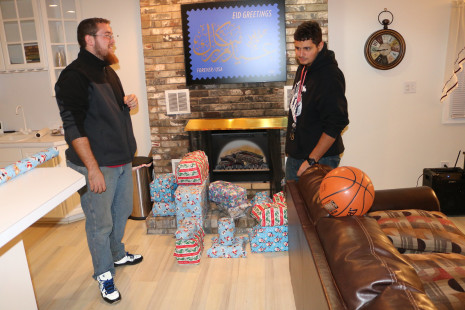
[319,166,375,217]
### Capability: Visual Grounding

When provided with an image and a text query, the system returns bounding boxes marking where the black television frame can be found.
[180,0,287,86]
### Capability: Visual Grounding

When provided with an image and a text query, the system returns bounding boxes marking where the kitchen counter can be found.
[0,131,66,148]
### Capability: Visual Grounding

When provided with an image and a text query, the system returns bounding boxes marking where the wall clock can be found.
[364,9,406,70]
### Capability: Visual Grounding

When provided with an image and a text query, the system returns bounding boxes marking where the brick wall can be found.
[140,0,328,174]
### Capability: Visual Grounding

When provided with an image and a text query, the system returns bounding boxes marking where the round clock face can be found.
[364,29,406,70]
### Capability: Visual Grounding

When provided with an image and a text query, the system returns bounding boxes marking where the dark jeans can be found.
[285,155,341,182]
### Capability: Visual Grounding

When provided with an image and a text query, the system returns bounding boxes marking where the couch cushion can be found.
[297,164,333,223]
[368,209,465,255]
[316,216,435,309]
[404,253,465,310]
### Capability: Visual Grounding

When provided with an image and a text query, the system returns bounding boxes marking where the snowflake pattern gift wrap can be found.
[249,225,288,253]
[176,150,209,185]
[151,201,176,216]
[209,181,248,207]
[150,173,177,203]
[174,180,209,227]
[251,202,288,226]
[207,236,248,258]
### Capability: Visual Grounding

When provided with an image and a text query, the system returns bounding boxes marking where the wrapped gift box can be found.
[207,236,248,258]
[176,150,209,185]
[251,191,273,206]
[152,201,176,216]
[273,191,286,204]
[218,202,250,219]
[209,181,247,207]
[150,173,177,202]
[249,225,288,253]
[175,217,203,240]
[251,202,288,226]
[175,180,209,227]
[173,229,205,264]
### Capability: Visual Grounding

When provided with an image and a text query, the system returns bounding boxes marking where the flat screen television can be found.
[181,0,286,86]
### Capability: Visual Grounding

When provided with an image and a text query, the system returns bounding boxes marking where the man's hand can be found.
[87,166,106,193]
[124,94,138,110]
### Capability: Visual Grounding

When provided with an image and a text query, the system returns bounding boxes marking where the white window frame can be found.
[442,68,465,124]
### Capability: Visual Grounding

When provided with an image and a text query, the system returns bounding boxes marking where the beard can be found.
[104,50,119,65]
[95,40,119,65]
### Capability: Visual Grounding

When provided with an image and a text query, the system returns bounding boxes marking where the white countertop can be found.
[0,132,66,148]
[0,167,85,248]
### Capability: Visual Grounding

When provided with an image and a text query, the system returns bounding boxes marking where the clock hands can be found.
[374,48,389,51]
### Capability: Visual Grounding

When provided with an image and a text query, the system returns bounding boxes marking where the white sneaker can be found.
[97,271,121,304]
[114,252,143,267]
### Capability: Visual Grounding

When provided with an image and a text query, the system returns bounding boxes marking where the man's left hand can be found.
[124,94,138,110]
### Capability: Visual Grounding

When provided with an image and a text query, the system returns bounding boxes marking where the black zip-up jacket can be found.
[285,43,349,159]
[55,49,137,167]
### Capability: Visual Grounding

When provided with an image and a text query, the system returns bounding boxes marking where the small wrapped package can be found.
[150,173,177,202]
[249,225,288,253]
[218,217,235,245]
[176,150,209,185]
[207,236,248,258]
[251,191,273,206]
[251,202,288,226]
[173,229,205,264]
[151,201,176,216]
[273,191,286,204]
[209,181,247,207]
[175,180,209,227]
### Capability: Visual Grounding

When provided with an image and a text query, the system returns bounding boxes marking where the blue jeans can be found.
[285,155,341,182]
[68,161,133,279]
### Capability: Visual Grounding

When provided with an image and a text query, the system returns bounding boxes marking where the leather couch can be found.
[286,164,441,310]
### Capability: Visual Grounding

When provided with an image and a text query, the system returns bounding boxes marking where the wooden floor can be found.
[21,219,297,310]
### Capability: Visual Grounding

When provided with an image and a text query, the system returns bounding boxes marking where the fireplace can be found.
[185,117,286,194]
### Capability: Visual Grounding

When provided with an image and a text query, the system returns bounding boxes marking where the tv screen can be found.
[181,0,286,86]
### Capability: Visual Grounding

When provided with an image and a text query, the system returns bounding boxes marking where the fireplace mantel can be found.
[185,117,287,131]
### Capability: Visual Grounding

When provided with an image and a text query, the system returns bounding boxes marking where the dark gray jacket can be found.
[55,49,137,167]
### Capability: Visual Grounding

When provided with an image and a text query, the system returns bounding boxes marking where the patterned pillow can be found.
[368,209,465,255]
[404,253,465,310]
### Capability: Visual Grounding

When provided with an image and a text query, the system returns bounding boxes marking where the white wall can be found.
[0,0,151,156]
[329,0,464,189]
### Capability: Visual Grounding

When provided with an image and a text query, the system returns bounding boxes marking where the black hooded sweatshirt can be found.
[285,43,349,159]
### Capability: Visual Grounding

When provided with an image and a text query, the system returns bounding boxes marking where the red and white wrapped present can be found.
[176,150,209,185]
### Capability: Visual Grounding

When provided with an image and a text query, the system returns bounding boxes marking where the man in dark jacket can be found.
[285,21,349,181]
[55,18,142,304]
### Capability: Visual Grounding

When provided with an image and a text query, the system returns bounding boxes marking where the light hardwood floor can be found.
[21,219,297,310]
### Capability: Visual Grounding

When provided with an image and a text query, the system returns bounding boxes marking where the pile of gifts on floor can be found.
[149,150,288,265]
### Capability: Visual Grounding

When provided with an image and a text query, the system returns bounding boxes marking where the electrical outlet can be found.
[440,161,450,168]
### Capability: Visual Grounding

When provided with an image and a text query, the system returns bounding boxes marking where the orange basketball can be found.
[319,166,375,217]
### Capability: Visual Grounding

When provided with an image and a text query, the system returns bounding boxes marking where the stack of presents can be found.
[149,150,288,265]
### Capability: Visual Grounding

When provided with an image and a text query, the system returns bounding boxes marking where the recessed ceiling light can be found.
[66,10,75,13]
[49,4,58,7]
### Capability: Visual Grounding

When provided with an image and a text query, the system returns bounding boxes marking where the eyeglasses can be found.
[93,34,114,40]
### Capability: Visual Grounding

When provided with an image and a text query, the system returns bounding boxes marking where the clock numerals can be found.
[364,28,406,70]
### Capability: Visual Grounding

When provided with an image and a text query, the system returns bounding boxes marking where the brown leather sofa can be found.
[286,165,440,310]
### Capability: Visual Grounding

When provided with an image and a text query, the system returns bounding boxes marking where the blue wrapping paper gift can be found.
[249,225,288,253]
[251,191,273,206]
[207,236,248,258]
[175,217,203,240]
[151,201,176,216]
[218,217,235,245]
[150,173,177,203]
[209,181,247,208]
[174,179,209,227]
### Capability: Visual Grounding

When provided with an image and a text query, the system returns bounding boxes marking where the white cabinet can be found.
[0,138,84,223]
[40,0,81,95]
[0,0,47,71]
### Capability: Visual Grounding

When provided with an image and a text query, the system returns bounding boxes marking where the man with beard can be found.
[55,18,142,304]
[285,21,349,181]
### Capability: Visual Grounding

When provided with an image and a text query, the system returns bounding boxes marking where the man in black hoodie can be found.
[55,18,142,304]
[285,21,349,181]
